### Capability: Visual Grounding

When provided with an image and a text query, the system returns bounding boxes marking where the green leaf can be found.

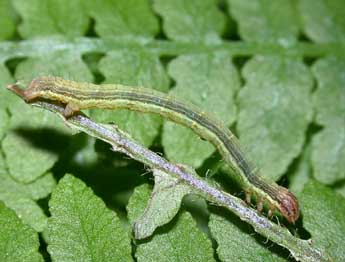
[299,0,345,43]
[14,51,93,82]
[162,53,240,167]
[209,213,286,261]
[311,57,345,184]
[136,211,214,262]
[311,127,345,184]
[312,57,345,126]
[153,0,225,43]
[2,116,58,183]
[84,0,158,38]
[12,0,88,38]
[299,181,345,262]
[237,56,313,180]
[0,201,43,262]
[227,0,299,44]
[93,49,169,146]
[2,100,71,183]
[47,174,132,262]
[0,0,15,40]
[0,198,47,232]
[23,172,56,200]
[0,171,55,232]
[0,171,55,201]
[127,169,195,239]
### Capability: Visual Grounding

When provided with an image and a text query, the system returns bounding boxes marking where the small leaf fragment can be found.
[311,126,345,184]
[0,201,43,262]
[299,0,345,43]
[0,172,54,232]
[154,0,225,43]
[311,57,345,184]
[84,0,158,38]
[312,57,345,126]
[128,169,196,239]
[12,0,88,38]
[47,174,132,262]
[227,0,299,44]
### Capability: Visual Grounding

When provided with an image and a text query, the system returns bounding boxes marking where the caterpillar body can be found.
[7,76,299,223]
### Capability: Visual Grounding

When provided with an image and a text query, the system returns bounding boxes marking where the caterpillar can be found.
[7,76,299,223]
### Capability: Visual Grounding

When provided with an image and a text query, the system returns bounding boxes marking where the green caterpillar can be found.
[7,76,299,223]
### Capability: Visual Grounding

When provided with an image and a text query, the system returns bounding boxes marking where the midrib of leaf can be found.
[0,37,345,63]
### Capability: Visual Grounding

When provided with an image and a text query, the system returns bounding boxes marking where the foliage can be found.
[0,0,344,261]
